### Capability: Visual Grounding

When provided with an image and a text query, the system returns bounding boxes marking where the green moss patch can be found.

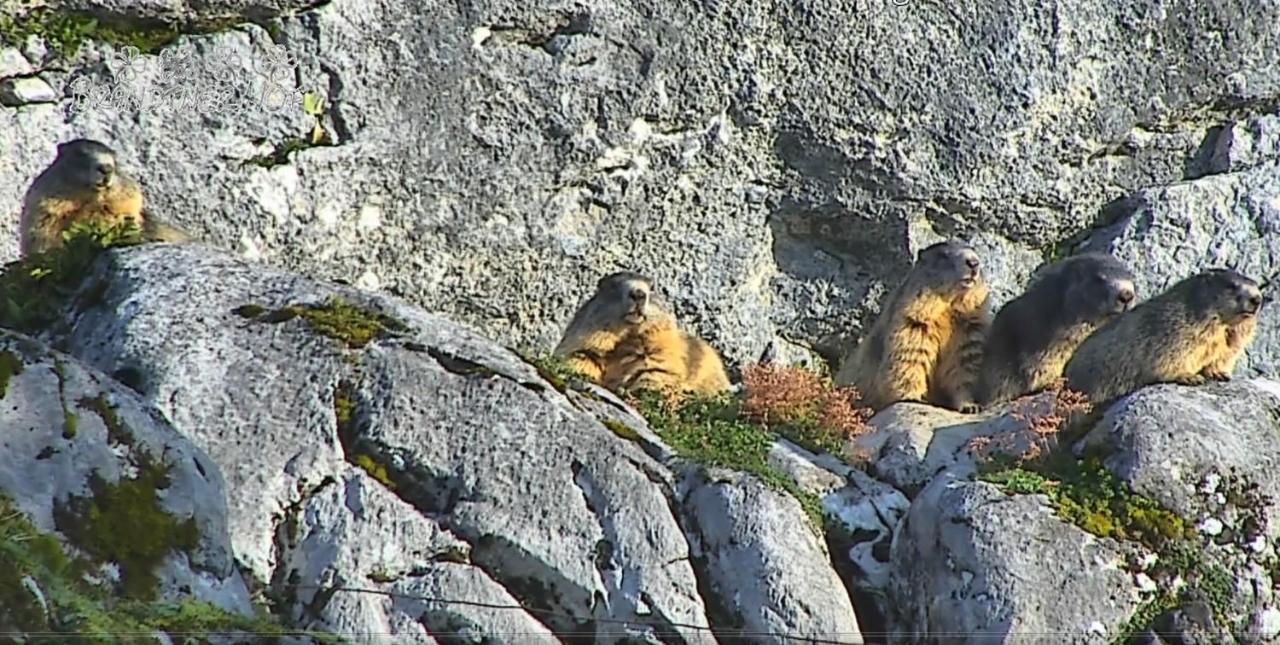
[0,494,331,641]
[633,391,826,533]
[980,457,1191,551]
[0,8,255,58]
[53,464,200,600]
[0,349,24,399]
[236,297,409,350]
[0,221,142,335]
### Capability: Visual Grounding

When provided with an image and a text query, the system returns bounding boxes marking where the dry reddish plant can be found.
[740,363,875,456]
[966,378,1093,466]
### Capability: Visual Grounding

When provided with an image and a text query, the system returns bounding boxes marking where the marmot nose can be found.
[1247,293,1263,311]
[1117,288,1135,305]
[964,256,980,270]
[629,288,647,303]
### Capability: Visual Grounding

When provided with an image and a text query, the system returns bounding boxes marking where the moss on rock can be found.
[236,297,409,350]
[0,221,142,335]
[0,494,332,641]
[0,349,24,399]
[634,391,827,534]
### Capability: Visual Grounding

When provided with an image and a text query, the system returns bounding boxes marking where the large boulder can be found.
[4,0,1279,368]
[39,240,869,642]
[889,473,1144,643]
[1078,380,1280,640]
[0,328,252,622]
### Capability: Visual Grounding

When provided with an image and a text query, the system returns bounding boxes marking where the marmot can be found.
[975,253,1138,406]
[1063,268,1263,405]
[834,240,993,413]
[18,138,191,257]
[552,271,731,398]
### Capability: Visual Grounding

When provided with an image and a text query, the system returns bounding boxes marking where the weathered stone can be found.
[0,76,57,105]
[681,467,864,644]
[276,469,557,643]
[51,243,726,642]
[1079,162,1280,376]
[850,392,1056,496]
[888,472,1143,643]
[0,47,33,78]
[1077,379,1280,635]
[0,329,252,615]
[5,0,1279,371]
[1190,114,1280,177]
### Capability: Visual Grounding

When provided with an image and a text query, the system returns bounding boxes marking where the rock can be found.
[0,76,57,105]
[5,0,1279,369]
[276,469,556,643]
[1079,162,1280,376]
[681,467,864,644]
[850,392,1058,496]
[0,328,252,615]
[1077,379,1280,634]
[50,243,765,641]
[888,472,1143,643]
[0,47,33,79]
[1190,114,1280,177]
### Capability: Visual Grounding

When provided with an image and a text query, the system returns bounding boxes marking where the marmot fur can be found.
[552,271,731,398]
[976,253,1137,405]
[1063,268,1263,405]
[834,240,993,413]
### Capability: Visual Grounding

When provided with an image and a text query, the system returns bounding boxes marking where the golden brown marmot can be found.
[975,253,1138,406]
[18,138,190,257]
[552,271,731,399]
[1063,268,1263,405]
[834,240,993,413]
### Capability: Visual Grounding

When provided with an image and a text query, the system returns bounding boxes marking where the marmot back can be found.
[1064,268,1263,405]
[976,253,1137,405]
[18,138,193,257]
[552,271,730,398]
[834,240,993,413]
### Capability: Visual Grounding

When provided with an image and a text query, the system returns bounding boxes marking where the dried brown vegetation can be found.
[966,378,1093,466]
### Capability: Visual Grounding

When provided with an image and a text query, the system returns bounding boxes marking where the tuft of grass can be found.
[739,363,874,458]
[0,221,142,335]
[632,390,826,532]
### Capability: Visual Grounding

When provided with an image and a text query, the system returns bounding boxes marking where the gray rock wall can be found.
[3,0,1279,370]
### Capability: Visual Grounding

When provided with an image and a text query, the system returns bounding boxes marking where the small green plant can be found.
[0,349,24,399]
[631,390,827,532]
[0,220,142,334]
[519,351,589,393]
[302,91,328,144]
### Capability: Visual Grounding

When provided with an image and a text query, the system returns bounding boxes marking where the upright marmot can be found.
[18,138,190,257]
[975,253,1138,405]
[1063,268,1263,405]
[834,240,993,413]
[553,271,731,398]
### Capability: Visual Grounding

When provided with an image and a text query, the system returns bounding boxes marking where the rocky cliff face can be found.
[3,0,1279,370]
[2,0,1280,641]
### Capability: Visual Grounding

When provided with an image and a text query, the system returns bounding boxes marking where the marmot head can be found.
[1187,269,1263,323]
[1057,253,1138,320]
[592,271,663,326]
[916,240,984,296]
[54,138,120,191]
